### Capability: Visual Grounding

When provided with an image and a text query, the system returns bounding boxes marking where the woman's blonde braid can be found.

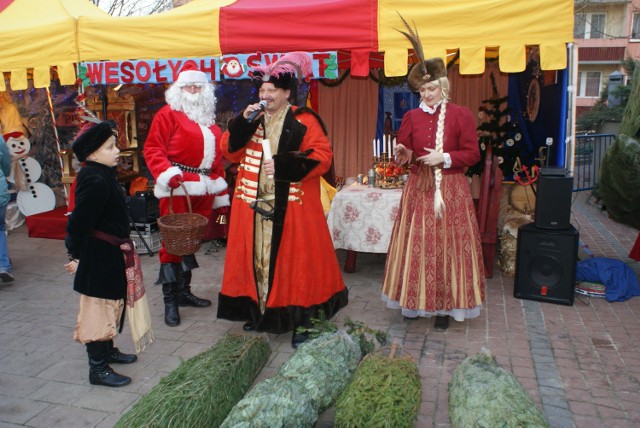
[433,99,447,217]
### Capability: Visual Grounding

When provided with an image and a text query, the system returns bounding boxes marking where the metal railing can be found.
[572,133,616,192]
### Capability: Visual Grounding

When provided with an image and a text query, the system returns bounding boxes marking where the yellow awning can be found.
[0,0,108,91]
[379,0,574,76]
[78,0,234,63]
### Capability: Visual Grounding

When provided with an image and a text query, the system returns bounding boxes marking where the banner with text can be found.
[79,51,338,86]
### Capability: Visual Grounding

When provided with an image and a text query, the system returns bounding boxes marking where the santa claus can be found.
[144,63,228,326]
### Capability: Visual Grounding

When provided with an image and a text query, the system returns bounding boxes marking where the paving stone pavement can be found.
[0,191,639,427]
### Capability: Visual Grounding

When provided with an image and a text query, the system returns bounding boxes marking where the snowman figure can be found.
[4,132,56,216]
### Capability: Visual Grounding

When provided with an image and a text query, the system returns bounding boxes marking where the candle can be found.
[377,138,381,156]
[372,138,376,157]
[261,138,273,179]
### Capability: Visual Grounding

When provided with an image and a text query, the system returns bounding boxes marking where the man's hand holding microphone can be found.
[245,100,267,123]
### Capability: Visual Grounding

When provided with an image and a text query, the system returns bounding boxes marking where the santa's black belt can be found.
[171,162,211,175]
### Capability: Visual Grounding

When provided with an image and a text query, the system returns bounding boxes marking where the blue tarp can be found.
[576,258,640,302]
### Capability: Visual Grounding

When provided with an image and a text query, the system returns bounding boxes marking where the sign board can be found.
[79,51,338,86]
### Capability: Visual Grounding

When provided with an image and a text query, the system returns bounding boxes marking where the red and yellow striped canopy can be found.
[1,0,574,90]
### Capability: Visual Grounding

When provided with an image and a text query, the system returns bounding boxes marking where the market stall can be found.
[0,0,576,242]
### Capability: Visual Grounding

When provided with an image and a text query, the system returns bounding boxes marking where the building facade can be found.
[574,0,640,116]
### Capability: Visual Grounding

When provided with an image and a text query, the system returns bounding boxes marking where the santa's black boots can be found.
[177,271,211,307]
[162,282,181,326]
[86,341,131,387]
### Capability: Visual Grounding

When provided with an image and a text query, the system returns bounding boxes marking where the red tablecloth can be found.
[24,206,68,240]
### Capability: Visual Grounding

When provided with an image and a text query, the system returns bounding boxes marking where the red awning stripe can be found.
[0,0,14,13]
[219,0,378,56]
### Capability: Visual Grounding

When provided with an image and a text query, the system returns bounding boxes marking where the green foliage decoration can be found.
[598,134,640,230]
[221,332,362,427]
[115,334,270,428]
[297,312,388,357]
[334,350,421,428]
[598,63,640,230]
[448,350,549,428]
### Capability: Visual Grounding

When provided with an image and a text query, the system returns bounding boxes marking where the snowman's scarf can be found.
[10,151,28,192]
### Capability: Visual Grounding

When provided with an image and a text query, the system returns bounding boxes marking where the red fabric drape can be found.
[317,74,378,180]
[316,63,508,181]
[449,62,509,129]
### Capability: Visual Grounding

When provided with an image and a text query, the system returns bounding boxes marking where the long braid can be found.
[433,99,447,216]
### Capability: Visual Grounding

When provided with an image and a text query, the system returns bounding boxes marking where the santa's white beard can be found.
[165,84,217,127]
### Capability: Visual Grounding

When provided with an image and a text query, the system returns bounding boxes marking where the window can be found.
[574,13,606,39]
[577,71,602,97]
[632,13,640,40]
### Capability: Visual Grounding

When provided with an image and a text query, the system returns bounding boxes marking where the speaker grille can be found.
[528,255,563,289]
[514,223,579,305]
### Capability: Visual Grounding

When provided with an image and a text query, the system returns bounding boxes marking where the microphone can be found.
[247,100,267,123]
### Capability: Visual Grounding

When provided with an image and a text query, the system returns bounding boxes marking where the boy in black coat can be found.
[65,121,137,387]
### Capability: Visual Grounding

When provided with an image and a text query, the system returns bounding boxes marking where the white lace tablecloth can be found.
[327,183,403,253]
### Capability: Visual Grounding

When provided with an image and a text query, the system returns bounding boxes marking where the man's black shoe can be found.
[291,332,309,349]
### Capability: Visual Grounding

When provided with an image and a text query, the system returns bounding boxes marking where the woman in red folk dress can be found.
[381,56,485,332]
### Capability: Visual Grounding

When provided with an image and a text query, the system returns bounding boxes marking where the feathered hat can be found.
[396,13,447,91]
[250,52,313,90]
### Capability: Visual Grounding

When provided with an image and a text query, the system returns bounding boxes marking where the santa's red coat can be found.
[144,105,228,263]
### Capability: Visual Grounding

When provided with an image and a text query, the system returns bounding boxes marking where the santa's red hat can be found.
[175,62,208,86]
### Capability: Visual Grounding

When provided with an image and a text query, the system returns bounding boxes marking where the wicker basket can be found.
[158,183,208,256]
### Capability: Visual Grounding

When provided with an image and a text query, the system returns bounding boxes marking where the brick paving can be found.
[0,190,639,427]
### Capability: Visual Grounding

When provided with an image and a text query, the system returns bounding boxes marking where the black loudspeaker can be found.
[514,223,579,305]
[535,168,573,230]
[126,191,160,223]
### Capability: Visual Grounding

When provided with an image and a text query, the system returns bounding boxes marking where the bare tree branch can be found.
[90,0,173,16]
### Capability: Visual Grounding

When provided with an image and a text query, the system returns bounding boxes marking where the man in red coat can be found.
[144,63,228,326]
[217,53,348,348]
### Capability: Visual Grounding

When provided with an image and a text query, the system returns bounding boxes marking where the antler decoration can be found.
[395,11,428,79]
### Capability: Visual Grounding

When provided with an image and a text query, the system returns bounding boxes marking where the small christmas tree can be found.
[467,73,525,179]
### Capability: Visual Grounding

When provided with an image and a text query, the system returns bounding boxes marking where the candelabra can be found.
[372,153,406,188]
